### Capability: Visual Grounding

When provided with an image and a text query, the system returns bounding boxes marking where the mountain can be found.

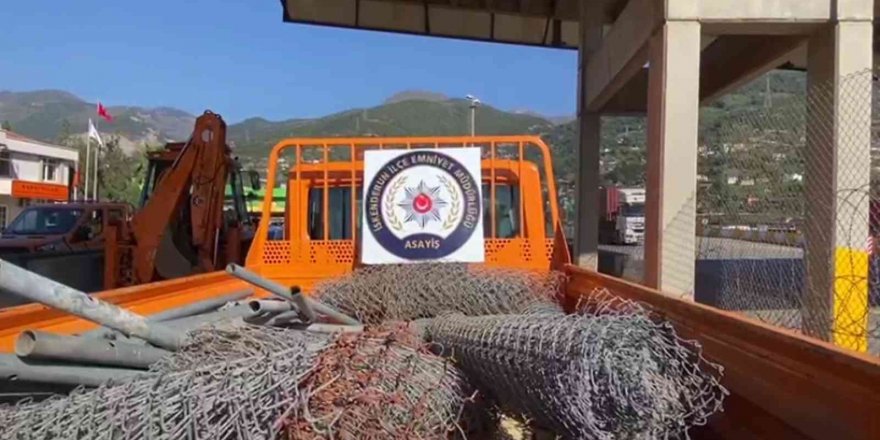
[512,108,575,125]
[383,90,449,104]
[227,98,554,157]
[0,90,195,152]
[1,89,554,159]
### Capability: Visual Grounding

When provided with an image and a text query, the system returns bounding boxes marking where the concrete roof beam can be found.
[699,35,807,105]
[584,0,663,112]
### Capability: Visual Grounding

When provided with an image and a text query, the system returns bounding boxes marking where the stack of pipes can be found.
[0,261,361,390]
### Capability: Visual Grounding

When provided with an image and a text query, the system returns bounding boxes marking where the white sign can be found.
[362,148,485,264]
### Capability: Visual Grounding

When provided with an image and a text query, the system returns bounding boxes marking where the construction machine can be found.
[103,111,258,288]
[0,136,878,439]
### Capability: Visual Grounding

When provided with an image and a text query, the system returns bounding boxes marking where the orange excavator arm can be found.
[129,111,231,284]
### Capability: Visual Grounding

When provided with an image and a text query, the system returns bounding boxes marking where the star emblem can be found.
[397,180,448,228]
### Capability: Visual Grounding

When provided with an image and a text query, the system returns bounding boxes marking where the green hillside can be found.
[228,98,554,157]
[0,90,196,144]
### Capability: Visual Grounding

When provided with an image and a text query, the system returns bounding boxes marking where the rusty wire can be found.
[313,263,564,324]
[284,325,480,439]
[425,288,727,439]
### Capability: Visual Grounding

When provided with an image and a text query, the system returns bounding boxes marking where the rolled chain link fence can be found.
[313,264,565,324]
[696,69,880,354]
[425,289,726,439]
[0,323,473,440]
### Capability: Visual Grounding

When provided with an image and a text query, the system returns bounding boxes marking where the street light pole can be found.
[465,94,480,137]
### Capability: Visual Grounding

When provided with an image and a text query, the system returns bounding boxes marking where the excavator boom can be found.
[110,111,241,286]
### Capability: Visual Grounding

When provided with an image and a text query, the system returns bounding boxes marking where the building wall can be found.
[0,130,79,226]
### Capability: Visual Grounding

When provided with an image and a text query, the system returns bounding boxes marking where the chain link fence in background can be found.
[696,69,880,354]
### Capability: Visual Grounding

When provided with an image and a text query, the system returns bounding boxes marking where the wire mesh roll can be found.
[285,328,478,439]
[426,303,727,439]
[313,263,565,323]
[0,327,326,440]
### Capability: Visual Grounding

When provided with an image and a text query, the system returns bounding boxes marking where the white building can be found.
[0,129,78,227]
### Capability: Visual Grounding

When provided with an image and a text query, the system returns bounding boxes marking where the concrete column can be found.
[644,20,701,298]
[575,112,600,268]
[803,21,873,351]
[573,6,604,269]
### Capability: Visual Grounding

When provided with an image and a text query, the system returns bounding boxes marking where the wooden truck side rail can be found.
[566,265,880,440]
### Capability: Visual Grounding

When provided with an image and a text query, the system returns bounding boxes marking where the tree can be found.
[97,136,146,205]
[1,120,11,131]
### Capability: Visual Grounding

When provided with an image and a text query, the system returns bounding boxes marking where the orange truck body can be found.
[0,136,877,439]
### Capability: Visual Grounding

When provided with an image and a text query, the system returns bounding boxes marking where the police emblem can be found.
[363,149,484,262]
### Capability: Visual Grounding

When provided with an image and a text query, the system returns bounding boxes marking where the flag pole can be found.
[73,160,79,201]
[84,121,91,201]
[93,119,99,201]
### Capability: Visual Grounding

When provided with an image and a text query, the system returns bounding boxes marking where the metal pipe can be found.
[248,300,293,314]
[262,310,302,327]
[225,264,317,322]
[82,290,254,339]
[0,354,144,387]
[226,264,360,326]
[162,304,260,332]
[148,289,253,322]
[0,260,181,350]
[15,331,170,370]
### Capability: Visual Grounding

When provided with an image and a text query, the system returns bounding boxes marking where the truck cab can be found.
[0,203,131,255]
[245,136,566,289]
[600,186,645,245]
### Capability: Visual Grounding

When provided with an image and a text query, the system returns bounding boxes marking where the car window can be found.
[5,207,83,235]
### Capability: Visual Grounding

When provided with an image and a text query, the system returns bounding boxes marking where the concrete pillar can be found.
[802,21,873,351]
[643,20,701,298]
[575,112,600,268]
[573,6,604,269]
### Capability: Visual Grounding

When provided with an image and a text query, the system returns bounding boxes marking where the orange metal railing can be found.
[245,136,562,289]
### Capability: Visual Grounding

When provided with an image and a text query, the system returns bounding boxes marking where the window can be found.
[0,150,11,177]
[42,159,58,182]
[308,187,361,240]
[483,184,520,239]
[621,203,645,217]
[86,209,103,238]
[0,206,7,228]
[305,183,522,240]
[5,207,82,235]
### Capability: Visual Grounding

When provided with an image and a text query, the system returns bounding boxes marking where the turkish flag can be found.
[97,102,113,122]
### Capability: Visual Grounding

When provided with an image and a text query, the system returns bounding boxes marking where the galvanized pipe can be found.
[248,300,293,314]
[0,260,181,350]
[148,289,253,322]
[0,354,144,387]
[225,264,317,323]
[82,289,254,340]
[226,264,360,326]
[162,304,261,332]
[15,331,170,370]
[261,310,302,327]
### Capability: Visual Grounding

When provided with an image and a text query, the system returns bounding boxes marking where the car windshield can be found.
[621,203,645,217]
[5,207,84,235]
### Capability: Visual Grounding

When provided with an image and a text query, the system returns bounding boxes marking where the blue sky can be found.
[0,0,578,123]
